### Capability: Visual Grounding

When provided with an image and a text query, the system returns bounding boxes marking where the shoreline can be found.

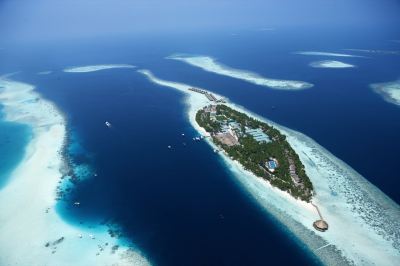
[0,77,149,266]
[370,80,400,106]
[63,64,136,73]
[138,69,400,266]
[166,54,314,90]
[309,60,355,68]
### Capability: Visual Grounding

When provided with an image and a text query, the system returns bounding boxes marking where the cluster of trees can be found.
[196,110,221,133]
[197,105,313,202]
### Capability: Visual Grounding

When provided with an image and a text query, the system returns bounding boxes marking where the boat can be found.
[105,121,111,128]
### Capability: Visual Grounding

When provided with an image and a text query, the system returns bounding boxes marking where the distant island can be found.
[196,104,313,202]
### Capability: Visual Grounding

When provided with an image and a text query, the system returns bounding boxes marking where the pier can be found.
[311,202,329,232]
[205,93,217,101]
[188,87,223,102]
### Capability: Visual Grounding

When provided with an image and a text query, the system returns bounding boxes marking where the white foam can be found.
[166,54,313,90]
[309,60,355,68]
[295,51,364,58]
[138,69,400,266]
[0,77,150,266]
[63,64,135,73]
[371,80,400,106]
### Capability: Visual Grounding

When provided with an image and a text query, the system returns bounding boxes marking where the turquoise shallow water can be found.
[0,106,32,189]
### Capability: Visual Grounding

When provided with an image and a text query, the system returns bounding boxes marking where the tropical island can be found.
[196,104,313,202]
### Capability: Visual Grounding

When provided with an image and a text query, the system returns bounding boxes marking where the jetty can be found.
[188,87,224,102]
[311,202,329,232]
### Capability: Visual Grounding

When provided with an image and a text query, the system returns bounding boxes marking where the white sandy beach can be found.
[0,77,149,266]
[166,54,313,90]
[309,60,355,68]
[63,64,136,73]
[371,80,400,106]
[138,69,400,266]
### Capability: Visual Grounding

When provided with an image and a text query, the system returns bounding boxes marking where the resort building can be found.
[204,105,217,119]
[220,124,239,141]
[228,121,241,131]
[287,158,301,185]
[313,220,329,232]
[245,128,271,143]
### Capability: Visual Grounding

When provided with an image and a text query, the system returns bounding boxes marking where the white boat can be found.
[105,121,111,128]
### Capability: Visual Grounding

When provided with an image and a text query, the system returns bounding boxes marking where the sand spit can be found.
[294,51,364,58]
[63,64,136,73]
[138,69,400,266]
[166,54,313,90]
[0,77,149,266]
[309,60,355,68]
[371,80,400,106]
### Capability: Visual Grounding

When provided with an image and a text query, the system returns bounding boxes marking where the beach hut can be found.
[313,220,329,232]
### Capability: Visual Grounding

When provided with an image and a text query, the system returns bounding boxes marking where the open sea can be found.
[1,28,399,265]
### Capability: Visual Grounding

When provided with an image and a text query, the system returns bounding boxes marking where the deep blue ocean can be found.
[1,28,399,265]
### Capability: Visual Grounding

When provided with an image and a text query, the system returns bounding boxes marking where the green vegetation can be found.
[196,110,221,133]
[196,104,313,202]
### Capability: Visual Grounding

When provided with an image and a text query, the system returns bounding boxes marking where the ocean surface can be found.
[1,28,399,265]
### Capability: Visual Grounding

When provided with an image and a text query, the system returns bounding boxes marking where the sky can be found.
[0,0,399,43]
